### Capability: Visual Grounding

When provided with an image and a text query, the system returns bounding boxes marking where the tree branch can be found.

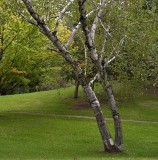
[65,10,95,48]
[3,34,18,53]
[106,56,116,65]
[54,0,75,33]
[90,0,107,41]
[101,31,107,55]
[47,47,58,52]
[99,20,111,37]
[18,11,37,26]
[81,39,88,76]
[89,73,100,86]
[78,0,101,70]
[22,0,82,75]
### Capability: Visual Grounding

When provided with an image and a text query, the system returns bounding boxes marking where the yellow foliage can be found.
[48,51,59,57]
[11,67,27,75]
[57,23,71,44]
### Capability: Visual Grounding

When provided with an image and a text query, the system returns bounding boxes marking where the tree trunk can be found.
[82,84,121,152]
[0,88,7,95]
[73,80,80,98]
[0,26,4,61]
[91,81,95,90]
[106,85,123,148]
[101,79,123,151]
[22,0,123,153]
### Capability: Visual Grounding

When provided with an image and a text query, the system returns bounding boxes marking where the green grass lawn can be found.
[0,85,157,121]
[0,85,158,159]
[0,113,158,160]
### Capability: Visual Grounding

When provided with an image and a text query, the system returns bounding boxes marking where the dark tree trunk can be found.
[73,80,80,98]
[0,89,7,95]
[0,26,4,61]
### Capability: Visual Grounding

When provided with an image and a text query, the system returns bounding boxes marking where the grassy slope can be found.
[0,86,158,159]
[0,85,158,121]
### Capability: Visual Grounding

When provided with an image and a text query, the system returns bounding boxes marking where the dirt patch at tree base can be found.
[70,99,90,109]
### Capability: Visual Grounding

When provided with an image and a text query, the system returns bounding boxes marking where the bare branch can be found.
[18,11,37,26]
[125,35,141,45]
[47,47,59,53]
[101,25,111,56]
[3,34,17,53]
[84,44,88,76]
[22,0,81,73]
[106,56,116,65]
[54,0,74,33]
[78,0,101,69]
[47,47,58,53]
[81,39,88,76]
[100,20,111,37]
[65,23,81,48]
[101,31,107,55]
[105,37,125,66]
[65,10,95,48]
[22,0,46,29]
[90,0,107,41]
[89,73,100,86]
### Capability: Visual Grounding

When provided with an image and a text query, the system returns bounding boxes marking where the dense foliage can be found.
[0,0,157,95]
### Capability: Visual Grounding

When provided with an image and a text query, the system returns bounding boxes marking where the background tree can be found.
[0,0,74,94]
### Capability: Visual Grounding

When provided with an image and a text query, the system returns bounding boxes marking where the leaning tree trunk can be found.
[91,81,95,90]
[101,72,123,150]
[106,85,123,148]
[22,0,123,153]
[73,80,80,98]
[78,0,123,151]
[82,83,117,152]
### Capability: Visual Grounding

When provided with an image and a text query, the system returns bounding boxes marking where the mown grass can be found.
[0,85,158,159]
[0,85,158,121]
[0,113,158,160]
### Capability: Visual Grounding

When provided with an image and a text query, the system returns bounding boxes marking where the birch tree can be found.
[19,0,158,152]
[20,0,123,153]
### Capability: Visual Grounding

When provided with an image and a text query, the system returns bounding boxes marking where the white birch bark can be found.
[65,10,95,48]
[78,0,123,152]
[54,0,75,32]
[83,84,115,151]
[21,0,120,152]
